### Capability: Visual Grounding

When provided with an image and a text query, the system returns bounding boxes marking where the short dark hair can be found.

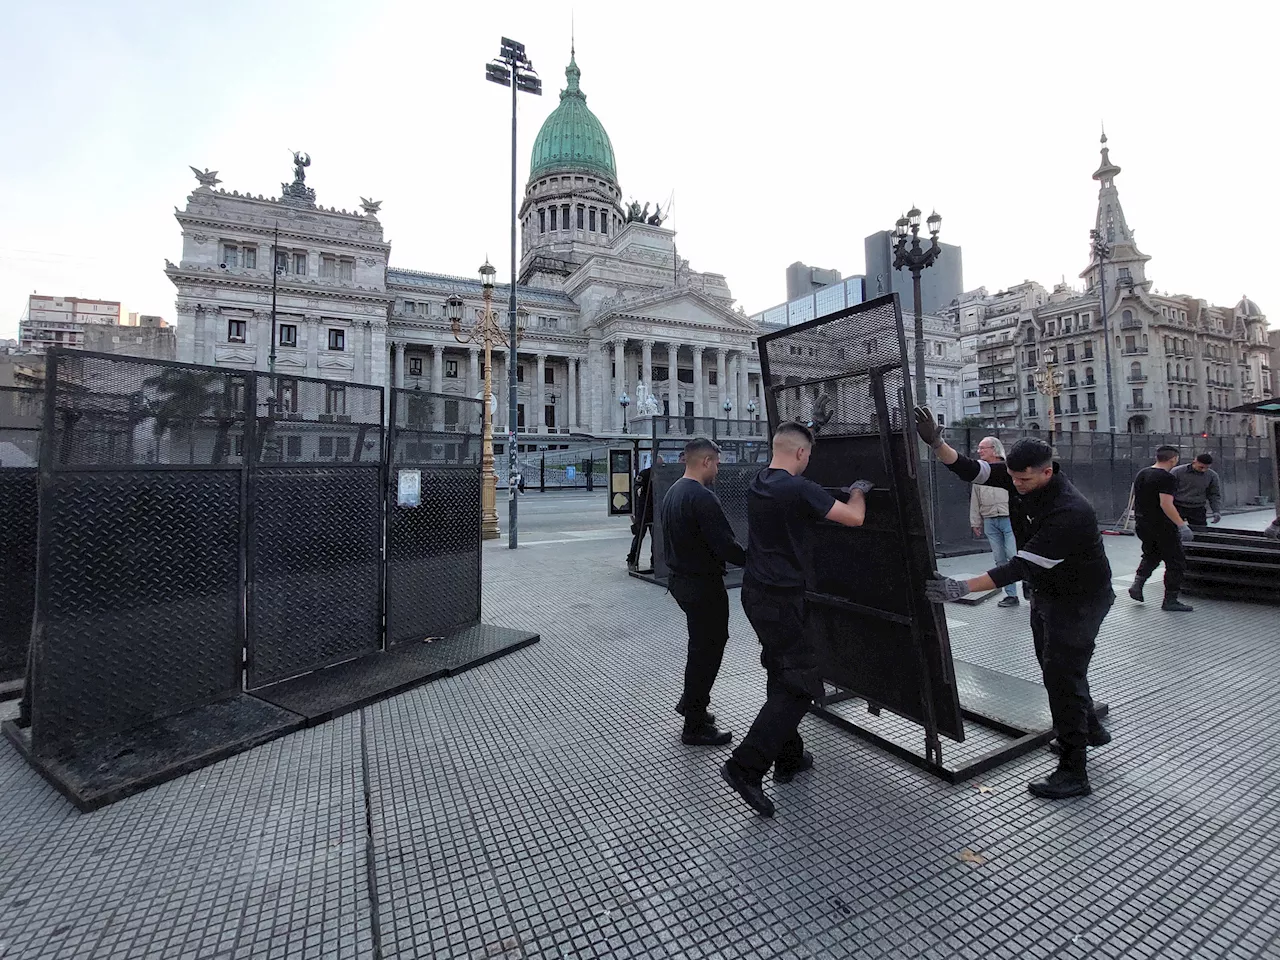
[1196,453,1213,465]
[1005,438,1054,471]
[684,437,720,460]
[773,421,814,446]
[1155,445,1180,463]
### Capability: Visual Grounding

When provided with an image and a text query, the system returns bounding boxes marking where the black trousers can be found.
[1178,504,1208,527]
[668,574,730,720]
[729,585,822,781]
[1134,521,1186,598]
[1030,589,1113,753]
[626,522,652,565]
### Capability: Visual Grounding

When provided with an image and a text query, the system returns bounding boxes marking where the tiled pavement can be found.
[2,509,1279,959]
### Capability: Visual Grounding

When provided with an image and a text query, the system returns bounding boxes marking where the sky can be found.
[1,0,1275,340]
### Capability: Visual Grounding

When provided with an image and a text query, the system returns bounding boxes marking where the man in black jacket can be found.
[915,408,1113,799]
[626,455,664,569]
[661,438,745,746]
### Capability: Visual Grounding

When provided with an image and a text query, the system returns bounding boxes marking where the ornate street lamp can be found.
[893,205,943,406]
[747,397,757,435]
[619,392,631,434]
[1034,346,1065,439]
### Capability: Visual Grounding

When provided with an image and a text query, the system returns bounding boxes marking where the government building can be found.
[167,48,766,445]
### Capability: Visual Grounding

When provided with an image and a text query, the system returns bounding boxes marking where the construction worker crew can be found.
[913,407,1113,800]
[660,438,745,747]
[1171,453,1223,527]
[720,421,874,818]
[1129,445,1196,612]
[970,436,1020,608]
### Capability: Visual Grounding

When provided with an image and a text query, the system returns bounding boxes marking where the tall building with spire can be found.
[1005,134,1270,437]
[169,44,765,451]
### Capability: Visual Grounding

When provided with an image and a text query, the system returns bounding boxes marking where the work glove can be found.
[1178,524,1195,543]
[924,576,970,603]
[912,405,945,450]
[1211,512,1222,524]
[1265,519,1280,541]
[848,480,875,497]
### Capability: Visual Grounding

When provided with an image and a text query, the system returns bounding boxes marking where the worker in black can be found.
[720,422,873,818]
[1129,445,1196,612]
[660,438,746,746]
[915,408,1113,800]
[626,455,664,569]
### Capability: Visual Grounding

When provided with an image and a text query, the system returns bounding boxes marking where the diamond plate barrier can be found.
[0,387,42,685]
[643,461,754,589]
[759,294,1053,779]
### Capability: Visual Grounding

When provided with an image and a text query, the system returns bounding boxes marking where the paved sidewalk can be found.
[2,509,1278,959]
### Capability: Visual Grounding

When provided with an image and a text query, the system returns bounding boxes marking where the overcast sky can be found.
[1,0,1274,339]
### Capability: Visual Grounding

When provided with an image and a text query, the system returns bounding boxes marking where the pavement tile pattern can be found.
[1,505,1278,959]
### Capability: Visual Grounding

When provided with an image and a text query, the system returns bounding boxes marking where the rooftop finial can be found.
[571,10,575,60]
[1100,120,1107,145]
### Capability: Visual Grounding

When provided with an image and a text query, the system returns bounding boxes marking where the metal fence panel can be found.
[29,352,245,756]
[385,389,483,645]
[0,387,43,681]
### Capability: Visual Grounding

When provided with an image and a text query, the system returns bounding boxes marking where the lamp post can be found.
[1090,228,1118,433]
[1034,347,1065,440]
[723,398,733,436]
[892,207,943,405]
[268,222,281,374]
[747,398,757,436]
[619,392,631,434]
[487,37,541,550]
[450,261,522,540]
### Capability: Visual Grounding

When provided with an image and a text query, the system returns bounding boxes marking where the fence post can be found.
[539,454,545,493]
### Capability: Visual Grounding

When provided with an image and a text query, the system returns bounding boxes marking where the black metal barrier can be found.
[758,295,1059,781]
[637,461,754,589]
[0,387,41,687]
[3,351,538,811]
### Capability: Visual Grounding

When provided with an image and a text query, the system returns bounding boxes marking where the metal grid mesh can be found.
[47,352,252,467]
[254,373,383,465]
[760,297,910,436]
[0,387,42,680]
[385,389,483,645]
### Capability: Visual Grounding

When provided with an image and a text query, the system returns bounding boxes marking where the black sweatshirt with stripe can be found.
[945,454,1113,598]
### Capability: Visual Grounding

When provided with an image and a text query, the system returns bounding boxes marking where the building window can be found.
[517,404,526,428]
[654,365,669,381]
[1026,374,1035,391]
[227,319,246,343]
[294,253,307,276]
[589,208,597,231]
[221,243,239,268]
[1067,370,1078,387]
[278,379,298,413]
[446,360,459,378]
[1066,345,1076,362]
[409,357,423,376]
[321,255,337,278]
[678,368,694,384]
[1071,421,1080,432]
[1083,342,1094,359]
[1053,397,1062,415]
[325,386,346,416]
[539,209,546,233]
[1027,399,1037,416]
[1069,395,1079,413]
[517,365,525,383]
[708,371,718,385]
[543,366,555,385]
[1089,420,1098,430]
[1133,388,1144,405]
[577,206,585,229]
[319,436,352,461]
[561,204,569,227]
[286,436,302,460]
[1119,267,1132,281]
[602,215,608,236]
[276,324,296,347]
[340,259,353,281]
[935,383,943,398]
[328,328,345,351]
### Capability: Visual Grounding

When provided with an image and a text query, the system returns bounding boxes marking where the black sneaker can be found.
[997,595,1020,608]
[1162,599,1194,612]
[681,722,732,747]
[1028,766,1092,799]
[773,751,814,784]
[1128,582,1145,602]
[720,760,775,817]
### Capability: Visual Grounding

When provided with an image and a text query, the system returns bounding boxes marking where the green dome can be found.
[528,52,617,182]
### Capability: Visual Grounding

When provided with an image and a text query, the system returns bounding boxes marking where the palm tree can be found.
[143,368,221,464]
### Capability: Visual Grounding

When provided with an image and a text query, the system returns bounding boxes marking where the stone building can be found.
[167,47,765,444]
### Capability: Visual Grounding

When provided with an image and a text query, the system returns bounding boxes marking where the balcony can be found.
[1127,374,1148,383]
[1120,318,1143,330]
[1169,401,1200,412]
[1122,346,1149,355]
[1127,403,1153,411]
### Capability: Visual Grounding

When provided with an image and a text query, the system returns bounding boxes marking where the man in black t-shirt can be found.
[720,422,873,818]
[626,455,664,569]
[661,438,746,747]
[1130,445,1195,612]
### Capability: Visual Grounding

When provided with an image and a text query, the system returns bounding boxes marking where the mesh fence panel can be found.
[254,373,383,465]
[0,387,42,678]
[390,389,482,466]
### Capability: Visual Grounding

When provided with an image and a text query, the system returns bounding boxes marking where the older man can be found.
[970,437,1019,608]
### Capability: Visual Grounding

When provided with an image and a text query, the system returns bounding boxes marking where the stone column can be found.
[494,351,507,432]
[641,339,654,391]
[716,348,728,418]
[426,344,438,393]
[568,357,578,431]
[613,338,627,432]
[305,316,321,379]
[589,345,604,434]
[666,342,679,421]
[370,321,387,389]
[254,310,270,370]
[536,353,547,432]
[692,346,705,422]
[468,348,479,400]
[739,353,750,423]
[394,339,406,389]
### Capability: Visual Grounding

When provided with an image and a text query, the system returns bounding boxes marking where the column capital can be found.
[536,351,547,360]
[691,344,705,357]
[304,315,321,325]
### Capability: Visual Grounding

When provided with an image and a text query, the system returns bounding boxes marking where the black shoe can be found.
[1128,582,1145,602]
[674,696,715,726]
[1028,766,1092,799]
[720,761,775,817]
[1162,599,1194,612]
[682,722,732,747]
[773,751,814,784]
[997,595,1020,608]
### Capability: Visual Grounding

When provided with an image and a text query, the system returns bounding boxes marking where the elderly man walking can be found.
[970,436,1020,608]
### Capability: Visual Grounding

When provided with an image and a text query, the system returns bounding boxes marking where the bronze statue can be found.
[647,204,662,226]
[291,151,311,184]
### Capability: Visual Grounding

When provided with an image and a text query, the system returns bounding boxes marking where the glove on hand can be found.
[1178,524,1195,543]
[1211,513,1222,524]
[1264,519,1280,541]
[912,405,945,450]
[924,576,969,603]
[848,480,875,496]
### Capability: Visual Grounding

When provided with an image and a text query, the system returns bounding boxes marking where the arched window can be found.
[1166,362,1172,378]
[1122,309,1134,323]
[1085,366,1095,384]
[1068,370,1078,387]
[1130,362,1142,379]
